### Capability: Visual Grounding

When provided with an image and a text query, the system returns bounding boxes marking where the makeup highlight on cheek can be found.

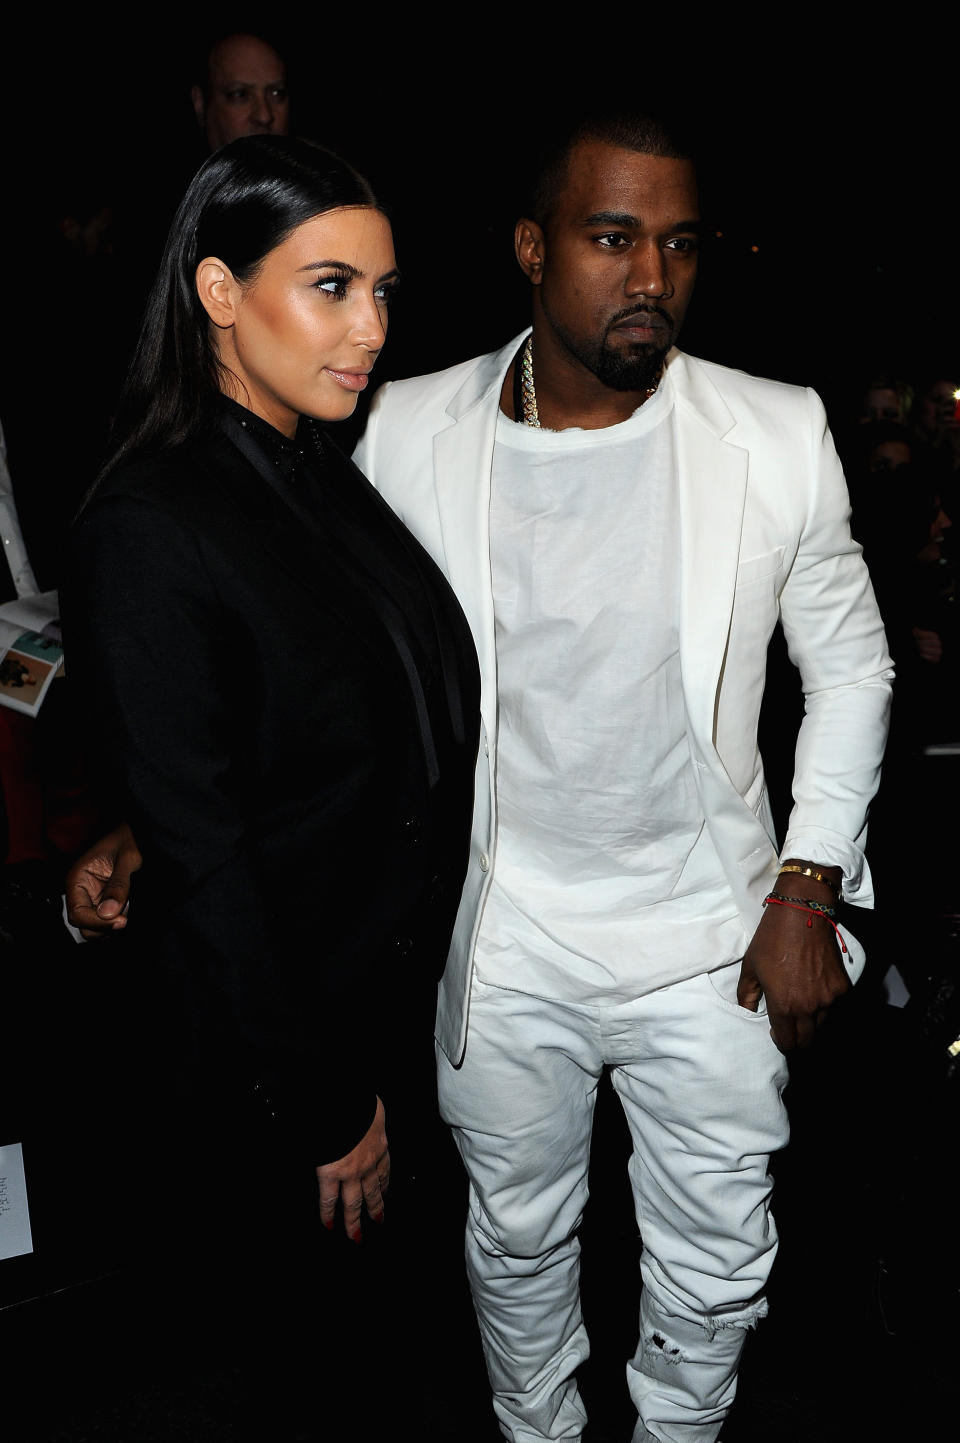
[220,208,397,427]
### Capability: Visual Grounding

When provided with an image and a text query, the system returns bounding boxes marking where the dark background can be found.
[3,21,958,1441]
[20,20,958,422]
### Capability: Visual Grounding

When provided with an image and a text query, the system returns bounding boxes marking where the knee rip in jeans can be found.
[647,1331,685,1365]
[701,1297,768,1342]
[645,1297,768,1360]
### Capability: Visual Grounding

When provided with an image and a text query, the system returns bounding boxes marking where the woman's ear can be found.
[196,256,239,328]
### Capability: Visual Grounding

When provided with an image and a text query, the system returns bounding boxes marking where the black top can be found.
[65,405,480,1164]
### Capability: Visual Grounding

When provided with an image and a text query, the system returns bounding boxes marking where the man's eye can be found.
[596,233,628,248]
[269,87,289,101]
[666,237,698,254]
[226,89,250,103]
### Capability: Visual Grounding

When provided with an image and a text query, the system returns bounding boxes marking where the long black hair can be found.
[101,134,379,480]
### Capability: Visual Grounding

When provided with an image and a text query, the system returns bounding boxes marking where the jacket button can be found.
[395,936,413,958]
[403,817,423,842]
[478,852,490,872]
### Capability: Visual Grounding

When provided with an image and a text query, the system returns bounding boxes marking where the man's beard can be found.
[546,305,675,393]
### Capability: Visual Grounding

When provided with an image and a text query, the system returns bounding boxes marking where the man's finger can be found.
[96,867,136,912]
[78,917,128,940]
[768,1015,796,1054]
[68,897,129,939]
[736,962,762,1013]
[96,890,129,919]
[793,1014,817,1049]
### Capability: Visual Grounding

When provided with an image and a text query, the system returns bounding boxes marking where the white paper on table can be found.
[0,591,60,647]
[0,1141,34,1260]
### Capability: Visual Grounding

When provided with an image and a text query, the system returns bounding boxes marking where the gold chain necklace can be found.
[519,334,663,427]
[519,335,541,426]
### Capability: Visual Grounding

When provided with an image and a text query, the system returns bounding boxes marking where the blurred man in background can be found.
[191,31,290,153]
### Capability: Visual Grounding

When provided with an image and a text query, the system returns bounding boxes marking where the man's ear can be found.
[196,257,239,329]
[515,219,545,286]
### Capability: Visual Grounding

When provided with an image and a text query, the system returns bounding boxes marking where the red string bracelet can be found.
[762,894,848,953]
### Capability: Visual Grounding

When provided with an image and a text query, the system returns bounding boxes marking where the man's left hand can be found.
[738,900,850,1052]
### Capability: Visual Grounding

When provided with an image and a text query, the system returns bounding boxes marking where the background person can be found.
[190,29,291,152]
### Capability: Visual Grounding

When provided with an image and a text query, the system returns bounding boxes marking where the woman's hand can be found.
[316,1096,390,1242]
[65,823,142,938]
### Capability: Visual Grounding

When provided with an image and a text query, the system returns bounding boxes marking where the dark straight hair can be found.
[99,134,379,483]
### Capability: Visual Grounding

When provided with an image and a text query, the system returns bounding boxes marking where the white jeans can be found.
[436,965,790,1442]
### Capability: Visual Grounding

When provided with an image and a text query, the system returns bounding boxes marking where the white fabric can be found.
[477,375,741,1005]
[0,420,40,599]
[354,337,894,1064]
[354,337,893,1440]
[437,967,789,1441]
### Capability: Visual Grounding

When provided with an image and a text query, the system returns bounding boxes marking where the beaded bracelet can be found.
[765,890,838,919]
[777,864,842,900]
[763,893,848,952]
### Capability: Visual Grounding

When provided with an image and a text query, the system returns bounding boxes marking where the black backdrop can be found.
[17,19,957,430]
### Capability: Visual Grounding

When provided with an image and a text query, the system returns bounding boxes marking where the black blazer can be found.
[66,414,480,1164]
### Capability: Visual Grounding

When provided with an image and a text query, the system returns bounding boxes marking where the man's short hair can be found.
[527,109,697,225]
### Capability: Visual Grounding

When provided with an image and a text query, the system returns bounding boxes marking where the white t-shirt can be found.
[475,375,744,1005]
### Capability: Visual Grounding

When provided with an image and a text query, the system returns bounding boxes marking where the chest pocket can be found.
[735,546,785,590]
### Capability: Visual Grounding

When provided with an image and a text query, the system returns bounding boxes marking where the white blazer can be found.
[354,334,894,1064]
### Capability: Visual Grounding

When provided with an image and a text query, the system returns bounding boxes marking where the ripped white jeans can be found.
[436,965,790,1442]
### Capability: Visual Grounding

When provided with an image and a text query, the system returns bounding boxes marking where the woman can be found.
[65,135,480,1252]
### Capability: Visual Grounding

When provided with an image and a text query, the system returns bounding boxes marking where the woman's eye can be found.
[316,277,349,299]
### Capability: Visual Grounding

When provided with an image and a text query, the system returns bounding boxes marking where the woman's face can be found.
[205,206,398,436]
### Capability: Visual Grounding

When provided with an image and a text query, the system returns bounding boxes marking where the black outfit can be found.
[66,401,480,1169]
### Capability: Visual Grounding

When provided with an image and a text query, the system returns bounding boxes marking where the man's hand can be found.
[738,873,849,1052]
[316,1096,390,1242]
[65,823,142,939]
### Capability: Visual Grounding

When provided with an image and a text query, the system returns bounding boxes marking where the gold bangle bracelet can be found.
[777,864,842,900]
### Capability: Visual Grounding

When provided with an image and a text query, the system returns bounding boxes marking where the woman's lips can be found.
[325,369,370,392]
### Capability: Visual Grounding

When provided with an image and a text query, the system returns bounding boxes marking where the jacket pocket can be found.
[735,546,784,589]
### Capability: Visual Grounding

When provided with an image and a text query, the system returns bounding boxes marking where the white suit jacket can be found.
[354,334,894,1064]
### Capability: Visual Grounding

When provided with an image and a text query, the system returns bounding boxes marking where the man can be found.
[68,111,892,1442]
[191,31,290,152]
[352,111,892,1441]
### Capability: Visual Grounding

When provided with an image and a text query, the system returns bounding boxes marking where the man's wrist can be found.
[776,857,843,903]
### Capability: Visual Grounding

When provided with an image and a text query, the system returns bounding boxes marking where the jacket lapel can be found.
[668,351,749,751]
[428,338,750,758]
[211,420,447,784]
[432,334,524,736]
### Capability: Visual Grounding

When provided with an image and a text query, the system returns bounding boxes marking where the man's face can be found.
[533,141,700,392]
[918,380,958,433]
[867,439,912,472]
[193,34,290,152]
[860,387,903,424]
